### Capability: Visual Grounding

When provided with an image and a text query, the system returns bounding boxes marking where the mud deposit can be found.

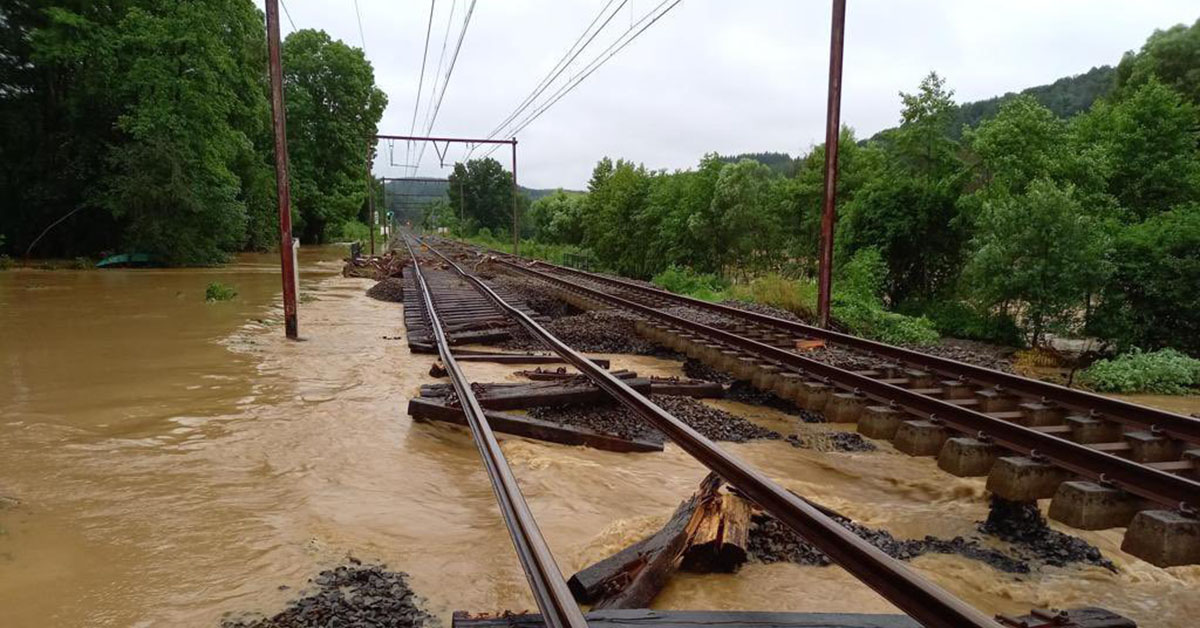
[366,277,405,302]
[223,562,430,628]
[528,396,780,444]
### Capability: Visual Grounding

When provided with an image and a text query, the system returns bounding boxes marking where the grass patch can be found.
[1080,349,1200,394]
[652,266,729,302]
[461,232,589,267]
[205,282,237,302]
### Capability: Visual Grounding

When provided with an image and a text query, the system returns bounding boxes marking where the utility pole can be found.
[266,0,298,339]
[817,0,847,329]
[367,148,376,256]
[511,138,519,256]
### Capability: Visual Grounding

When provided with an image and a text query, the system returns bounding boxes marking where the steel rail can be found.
[524,258,1200,445]
[402,238,587,628]
[485,255,1200,513]
[417,237,998,628]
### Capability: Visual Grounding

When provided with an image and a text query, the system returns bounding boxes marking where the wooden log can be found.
[680,492,752,573]
[407,398,662,453]
[592,473,723,610]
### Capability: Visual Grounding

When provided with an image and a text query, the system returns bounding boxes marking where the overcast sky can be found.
[261,1,1199,189]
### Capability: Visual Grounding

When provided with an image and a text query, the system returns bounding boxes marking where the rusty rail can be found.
[478,254,1199,513]
[401,238,587,628]
[417,236,998,628]
[529,259,1200,446]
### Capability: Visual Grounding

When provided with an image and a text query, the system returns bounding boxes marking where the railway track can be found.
[399,236,1145,627]
[433,237,1200,569]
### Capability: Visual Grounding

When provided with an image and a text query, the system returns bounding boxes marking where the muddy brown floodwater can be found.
[2,251,1199,627]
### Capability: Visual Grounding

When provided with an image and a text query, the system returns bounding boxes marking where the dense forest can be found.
[0,1,385,264]
[448,19,1200,356]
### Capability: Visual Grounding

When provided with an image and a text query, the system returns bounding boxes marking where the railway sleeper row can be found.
[512,265,1200,568]
[414,239,1146,626]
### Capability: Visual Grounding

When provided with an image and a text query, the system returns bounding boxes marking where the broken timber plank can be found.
[679,492,752,573]
[517,369,637,381]
[407,398,662,453]
[649,378,724,398]
[420,379,652,411]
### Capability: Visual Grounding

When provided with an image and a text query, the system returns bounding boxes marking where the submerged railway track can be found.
[429,237,1200,571]
[398,235,1158,627]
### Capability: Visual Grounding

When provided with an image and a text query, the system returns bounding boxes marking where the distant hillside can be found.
[952,65,1115,132]
[719,151,797,176]
[869,65,1116,142]
[381,179,578,222]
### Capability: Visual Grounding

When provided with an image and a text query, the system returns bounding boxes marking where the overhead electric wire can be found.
[353,0,368,52]
[481,0,682,159]
[280,0,298,31]
[406,0,438,168]
[468,0,627,159]
[415,0,476,170]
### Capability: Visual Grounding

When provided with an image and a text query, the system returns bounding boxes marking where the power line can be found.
[482,0,682,159]
[415,0,478,170]
[353,0,368,52]
[407,0,437,167]
[279,0,298,31]
[471,0,626,157]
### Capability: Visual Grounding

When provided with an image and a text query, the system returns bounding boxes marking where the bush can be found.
[832,249,940,345]
[652,265,729,301]
[1080,349,1200,394]
[900,299,1023,346]
[326,220,371,243]
[205,282,237,302]
[0,255,12,270]
[726,274,817,316]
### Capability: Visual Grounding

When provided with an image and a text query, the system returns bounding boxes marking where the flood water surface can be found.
[2,255,1198,627]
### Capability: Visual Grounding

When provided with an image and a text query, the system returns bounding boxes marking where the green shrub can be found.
[726,274,817,316]
[900,299,1023,346]
[1079,349,1200,394]
[325,220,371,243]
[652,265,729,300]
[831,249,939,345]
[0,255,12,270]
[205,282,237,302]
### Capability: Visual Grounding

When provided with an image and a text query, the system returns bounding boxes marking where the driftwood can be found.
[343,252,405,280]
[569,473,753,609]
[407,398,662,453]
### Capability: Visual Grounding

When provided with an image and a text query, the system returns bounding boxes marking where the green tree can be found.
[1090,203,1200,354]
[446,157,521,234]
[964,179,1110,346]
[709,159,779,275]
[841,75,967,302]
[582,159,653,277]
[283,28,386,243]
[1072,78,1200,220]
[1116,18,1200,104]
[528,189,585,244]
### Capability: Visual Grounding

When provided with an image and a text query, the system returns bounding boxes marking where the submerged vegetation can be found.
[205,282,238,302]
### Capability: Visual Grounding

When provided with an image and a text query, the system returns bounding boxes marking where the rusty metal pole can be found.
[817,0,846,329]
[511,139,519,256]
[266,0,298,339]
[367,148,376,256]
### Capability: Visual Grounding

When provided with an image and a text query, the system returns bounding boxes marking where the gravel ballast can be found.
[528,395,780,444]
[223,561,431,628]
